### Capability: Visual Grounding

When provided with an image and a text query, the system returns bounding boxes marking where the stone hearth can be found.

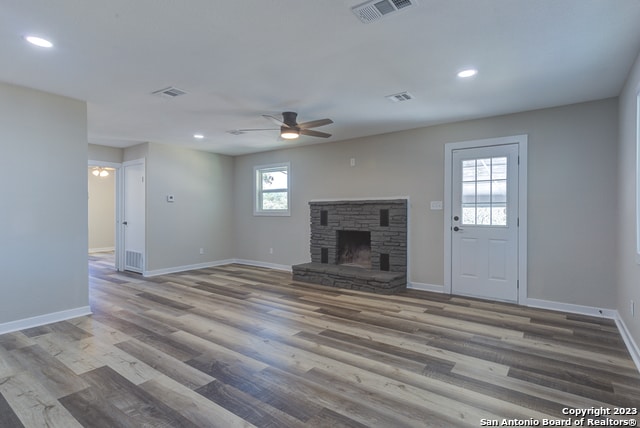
[292,199,407,294]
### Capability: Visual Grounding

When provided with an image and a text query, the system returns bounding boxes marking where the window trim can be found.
[253,162,291,217]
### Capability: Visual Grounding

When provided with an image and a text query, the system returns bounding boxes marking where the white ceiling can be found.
[2,0,640,156]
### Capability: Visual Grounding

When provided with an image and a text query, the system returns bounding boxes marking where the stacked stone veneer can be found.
[292,199,408,294]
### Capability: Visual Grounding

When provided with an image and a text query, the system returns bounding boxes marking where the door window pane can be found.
[477,181,491,204]
[492,157,507,179]
[462,206,476,225]
[492,206,507,226]
[492,180,507,203]
[476,159,491,181]
[462,182,476,204]
[477,207,491,225]
[462,160,476,181]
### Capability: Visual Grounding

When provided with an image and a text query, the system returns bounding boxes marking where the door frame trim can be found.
[444,135,528,303]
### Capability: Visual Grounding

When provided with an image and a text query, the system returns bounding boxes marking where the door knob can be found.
[453,226,463,232]
[122,221,128,225]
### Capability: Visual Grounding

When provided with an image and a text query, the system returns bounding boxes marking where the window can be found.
[254,162,290,216]
[461,156,508,226]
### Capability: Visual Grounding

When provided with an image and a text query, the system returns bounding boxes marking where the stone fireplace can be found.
[292,199,407,294]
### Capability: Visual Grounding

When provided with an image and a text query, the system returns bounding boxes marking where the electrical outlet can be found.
[350,158,356,167]
[269,248,274,254]
[199,248,204,255]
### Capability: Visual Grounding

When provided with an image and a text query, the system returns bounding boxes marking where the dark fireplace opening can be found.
[337,230,371,269]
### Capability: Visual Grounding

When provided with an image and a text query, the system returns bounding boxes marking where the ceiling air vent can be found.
[151,86,187,98]
[352,0,417,24]
[385,91,414,102]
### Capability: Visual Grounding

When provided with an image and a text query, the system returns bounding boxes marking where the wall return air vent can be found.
[352,0,416,23]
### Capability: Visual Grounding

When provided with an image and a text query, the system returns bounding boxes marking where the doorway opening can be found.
[88,161,119,270]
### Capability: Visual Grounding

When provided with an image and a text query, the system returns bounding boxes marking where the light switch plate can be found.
[430,201,443,210]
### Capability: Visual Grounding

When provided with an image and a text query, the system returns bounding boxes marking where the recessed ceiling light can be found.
[25,35,53,48]
[193,134,204,139]
[457,68,478,78]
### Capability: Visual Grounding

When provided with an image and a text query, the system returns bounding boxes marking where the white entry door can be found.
[122,160,145,273]
[451,143,519,302]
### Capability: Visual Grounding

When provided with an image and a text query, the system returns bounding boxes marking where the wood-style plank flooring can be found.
[0,252,639,427]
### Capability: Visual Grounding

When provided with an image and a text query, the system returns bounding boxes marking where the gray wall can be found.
[234,98,619,309]
[0,82,88,324]
[618,49,640,346]
[145,142,236,271]
[88,143,123,163]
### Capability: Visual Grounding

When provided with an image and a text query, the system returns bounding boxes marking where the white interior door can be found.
[451,144,519,302]
[123,160,145,273]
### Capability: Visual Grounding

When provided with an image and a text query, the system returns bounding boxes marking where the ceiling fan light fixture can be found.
[91,167,111,178]
[280,127,300,139]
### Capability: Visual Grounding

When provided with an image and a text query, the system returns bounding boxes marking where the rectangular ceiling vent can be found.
[385,91,414,102]
[352,0,416,24]
[151,86,187,98]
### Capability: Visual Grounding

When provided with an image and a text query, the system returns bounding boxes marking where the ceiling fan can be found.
[230,111,333,140]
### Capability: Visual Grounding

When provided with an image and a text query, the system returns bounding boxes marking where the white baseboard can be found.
[0,306,92,336]
[144,259,236,277]
[89,247,115,253]
[233,259,292,272]
[396,290,638,373]
[525,298,618,319]
[143,258,293,277]
[615,312,640,373]
[526,298,640,373]
[407,281,445,293]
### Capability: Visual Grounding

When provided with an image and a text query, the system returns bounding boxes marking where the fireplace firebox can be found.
[337,230,371,268]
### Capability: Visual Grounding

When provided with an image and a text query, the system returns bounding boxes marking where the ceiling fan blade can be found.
[227,128,278,135]
[262,114,292,128]
[298,118,333,129]
[300,129,331,138]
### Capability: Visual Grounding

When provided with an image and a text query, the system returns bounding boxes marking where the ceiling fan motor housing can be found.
[282,111,298,127]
